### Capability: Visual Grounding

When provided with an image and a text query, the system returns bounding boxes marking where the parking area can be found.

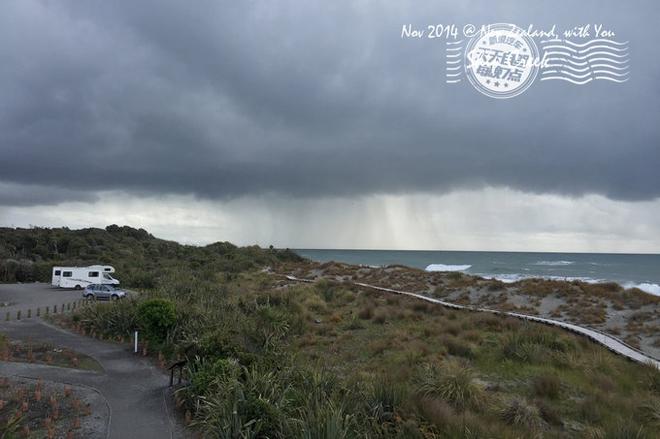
[0,282,84,318]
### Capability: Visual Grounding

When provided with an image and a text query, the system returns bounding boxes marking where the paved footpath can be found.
[0,318,188,439]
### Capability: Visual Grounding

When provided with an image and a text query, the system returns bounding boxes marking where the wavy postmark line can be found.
[539,38,630,85]
[445,43,464,84]
[543,62,629,73]
[541,44,629,55]
[540,40,630,84]
[540,76,629,84]
[542,50,629,62]
[541,69,629,80]
[542,55,629,67]
[540,38,629,47]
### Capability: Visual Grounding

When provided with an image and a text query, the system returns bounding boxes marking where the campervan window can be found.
[54,270,61,276]
[104,268,112,271]
[103,273,114,280]
[89,272,99,277]
[62,271,72,277]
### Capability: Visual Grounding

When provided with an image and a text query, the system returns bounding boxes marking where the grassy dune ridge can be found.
[290,261,660,359]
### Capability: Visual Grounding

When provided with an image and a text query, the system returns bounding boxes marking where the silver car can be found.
[83,284,127,301]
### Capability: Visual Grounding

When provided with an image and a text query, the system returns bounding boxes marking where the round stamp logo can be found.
[464,23,539,99]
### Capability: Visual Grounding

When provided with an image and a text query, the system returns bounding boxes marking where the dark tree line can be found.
[0,225,301,286]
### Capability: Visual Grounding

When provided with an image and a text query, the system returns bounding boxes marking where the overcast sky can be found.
[1,1,659,252]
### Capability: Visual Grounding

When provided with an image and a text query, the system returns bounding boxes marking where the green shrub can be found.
[373,311,387,325]
[443,336,475,359]
[316,280,339,303]
[641,362,660,394]
[500,398,543,429]
[79,298,138,337]
[637,397,660,427]
[368,379,405,423]
[532,374,561,399]
[603,423,650,439]
[188,357,241,396]
[502,327,573,363]
[137,298,177,343]
[416,360,483,410]
[252,306,293,350]
[192,365,294,438]
[446,272,463,281]
[198,327,253,364]
[358,306,374,320]
[295,400,356,439]
[414,396,455,429]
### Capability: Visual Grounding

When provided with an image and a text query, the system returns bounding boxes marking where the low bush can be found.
[414,396,455,429]
[532,374,561,399]
[358,305,374,320]
[368,379,405,423]
[637,397,660,427]
[499,398,543,430]
[78,298,138,337]
[502,326,573,364]
[373,311,388,325]
[442,335,475,359]
[416,360,483,410]
[137,298,177,343]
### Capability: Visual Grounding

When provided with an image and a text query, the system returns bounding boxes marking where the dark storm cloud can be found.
[0,183,97,207]
[0,0,659,206]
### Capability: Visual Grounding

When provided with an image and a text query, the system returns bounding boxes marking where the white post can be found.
[134,331,138,353]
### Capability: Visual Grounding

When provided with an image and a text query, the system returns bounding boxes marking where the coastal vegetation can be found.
[70,271,659,437]
[2,226,660,437]
[0,225,300,286]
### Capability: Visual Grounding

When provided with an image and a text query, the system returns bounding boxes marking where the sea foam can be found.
[478,273,603,284]
[425,264,471,272]
[478,274,660,296]
[532,260,575,266]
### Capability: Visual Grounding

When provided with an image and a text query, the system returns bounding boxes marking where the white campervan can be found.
[51,265,119,289]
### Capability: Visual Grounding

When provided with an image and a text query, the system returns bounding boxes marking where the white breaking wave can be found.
[623,282,660,296]
[533,260,575,266]
[478,273,602,284]
[425,264,471,272]
[476,274,660,296]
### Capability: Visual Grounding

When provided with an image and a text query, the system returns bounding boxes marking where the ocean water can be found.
[294,250,660,296]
